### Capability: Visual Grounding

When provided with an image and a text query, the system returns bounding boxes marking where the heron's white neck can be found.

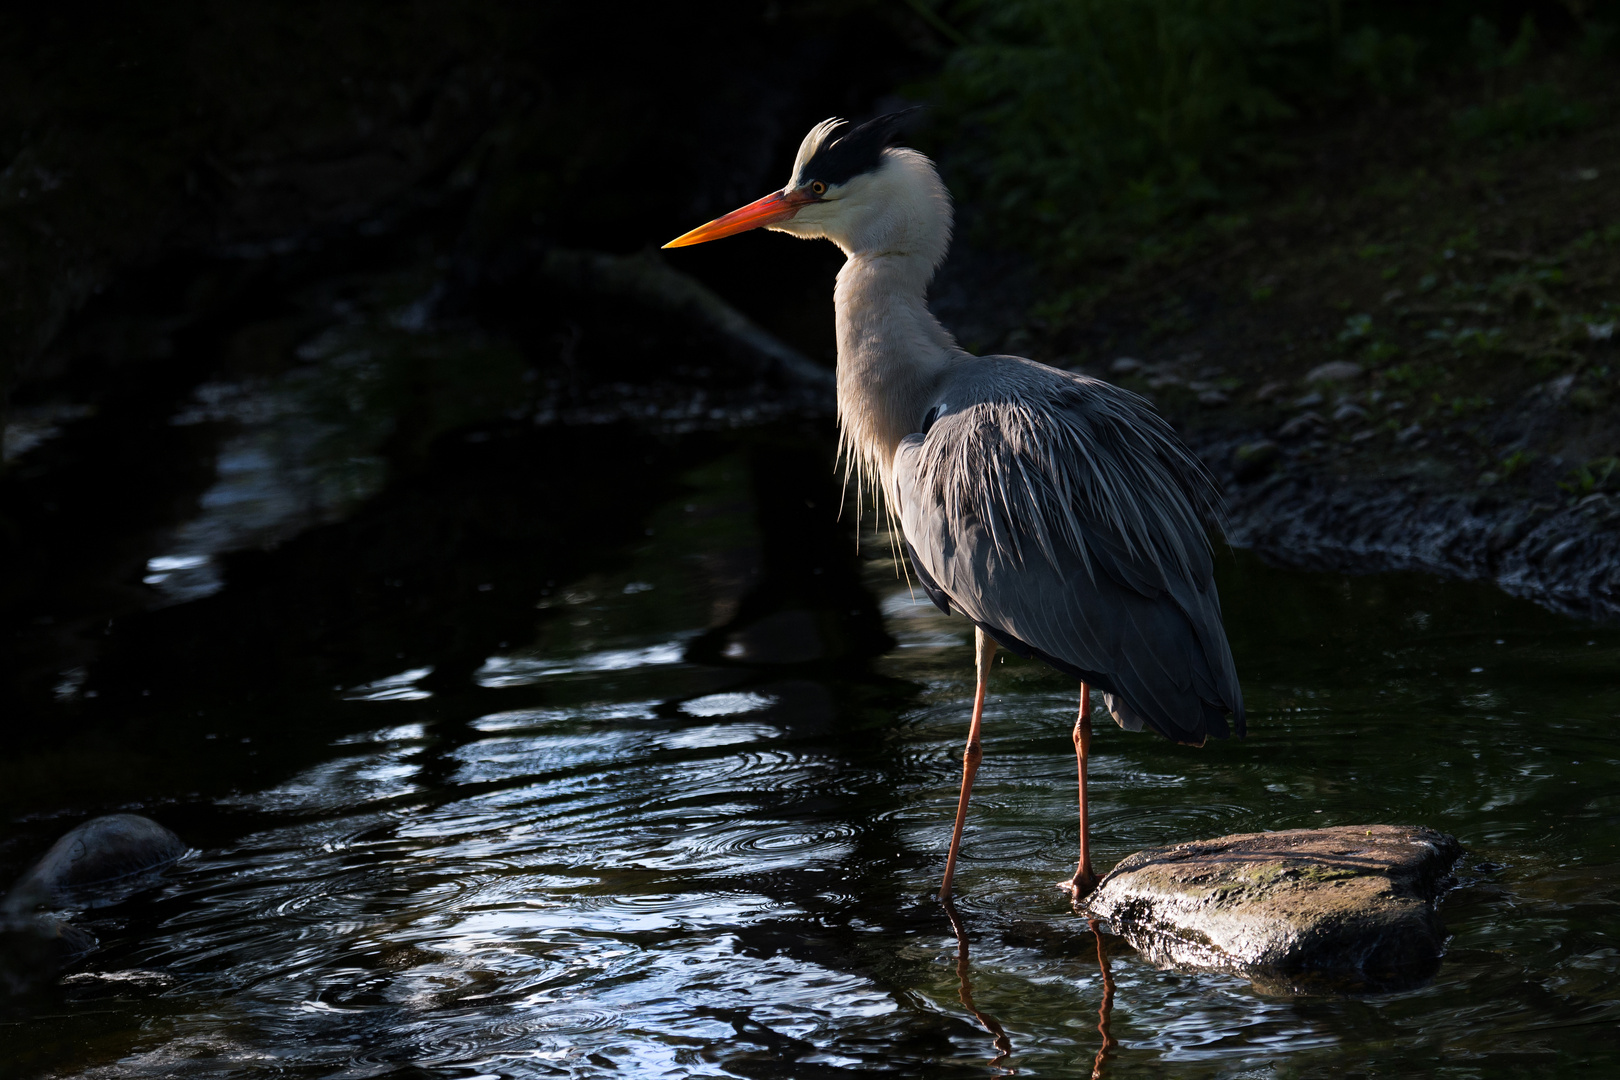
[834,252,960,509]
[812,149,964,509]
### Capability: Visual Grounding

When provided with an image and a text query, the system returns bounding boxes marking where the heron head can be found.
[663,110,951,266]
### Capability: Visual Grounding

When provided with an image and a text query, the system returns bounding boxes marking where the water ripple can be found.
[30,556,1620,1078]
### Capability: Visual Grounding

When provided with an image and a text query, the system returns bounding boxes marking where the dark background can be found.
[1,6,1619,1075]
[3,0,1618,729]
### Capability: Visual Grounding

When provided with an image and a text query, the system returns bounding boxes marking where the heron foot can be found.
[1060,868,1100,903]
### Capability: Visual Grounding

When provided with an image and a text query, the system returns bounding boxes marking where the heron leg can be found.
[940,627,996,900]
[1063,683,1101,900]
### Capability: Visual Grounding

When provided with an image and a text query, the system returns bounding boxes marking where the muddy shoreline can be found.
[931,241,1620,626]
[1199,431,1620,623]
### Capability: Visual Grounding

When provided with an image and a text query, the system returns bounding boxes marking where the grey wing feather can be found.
[893,357,1243,745]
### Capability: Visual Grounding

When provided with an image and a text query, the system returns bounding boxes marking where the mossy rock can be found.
[1085,824,1462,993]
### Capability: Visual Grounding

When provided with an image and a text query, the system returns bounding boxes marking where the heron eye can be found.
[810,180,827,196]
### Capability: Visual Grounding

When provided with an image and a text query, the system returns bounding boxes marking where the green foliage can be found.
[1451,15,1594,144]
[921,1,1615,269]
[925,0,1338,261]
[1385,361,1444,389]
[1339,23,1422,96]
[1365,338,1401,362]
[1338,312,1374,343]
[1560,456,1620,497]
[1488,263,1563,314]
[1499,447,1535,478]
[1581,19,1619,59]
[1451,325,1505,353]
[1467,13,1536,75]
[1455,82,1594,145]
[1439,227,1479,258]
[1443,392,1491,416]
[1569,386,1603,411]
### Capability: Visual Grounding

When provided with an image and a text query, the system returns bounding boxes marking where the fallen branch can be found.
[541,247,834,395]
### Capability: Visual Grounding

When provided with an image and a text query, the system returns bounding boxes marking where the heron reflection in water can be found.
[666,112,1243,899]
[942,899,1117,1073]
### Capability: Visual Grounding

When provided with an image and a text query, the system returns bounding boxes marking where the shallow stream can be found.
[3,411,1619,1077]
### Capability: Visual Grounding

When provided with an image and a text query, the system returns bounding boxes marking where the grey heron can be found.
[665,113,1244,899]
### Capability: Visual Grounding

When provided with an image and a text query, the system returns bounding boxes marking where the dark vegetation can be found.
[0,1,928,724]
[915,0,1620,510]
[0,0,956,424]
[5,2,1615,487]
[4,1,1620,721]
[926,1,1612,273]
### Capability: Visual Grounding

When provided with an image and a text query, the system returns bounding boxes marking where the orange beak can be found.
[662,189,817,248]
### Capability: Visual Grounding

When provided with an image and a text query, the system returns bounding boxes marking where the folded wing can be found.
[893,357,1243,745]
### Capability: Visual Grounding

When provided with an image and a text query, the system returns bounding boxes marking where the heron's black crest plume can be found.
[794,108,923,187]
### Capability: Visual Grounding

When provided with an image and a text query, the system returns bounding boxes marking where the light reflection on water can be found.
[7,454,1620,1078]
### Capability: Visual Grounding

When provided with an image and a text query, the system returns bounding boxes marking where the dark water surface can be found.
[4,351,1620,1077]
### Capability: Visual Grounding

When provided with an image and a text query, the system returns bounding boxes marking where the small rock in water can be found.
[7,814,187,913]
[1109,357,1142,375]
[2,815,186,996]
[1085,825,1462,993]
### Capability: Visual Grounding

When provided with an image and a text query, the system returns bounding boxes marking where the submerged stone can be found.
[6,814,187,913]
[1085,825,1462,993]
[1,814,186,995]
